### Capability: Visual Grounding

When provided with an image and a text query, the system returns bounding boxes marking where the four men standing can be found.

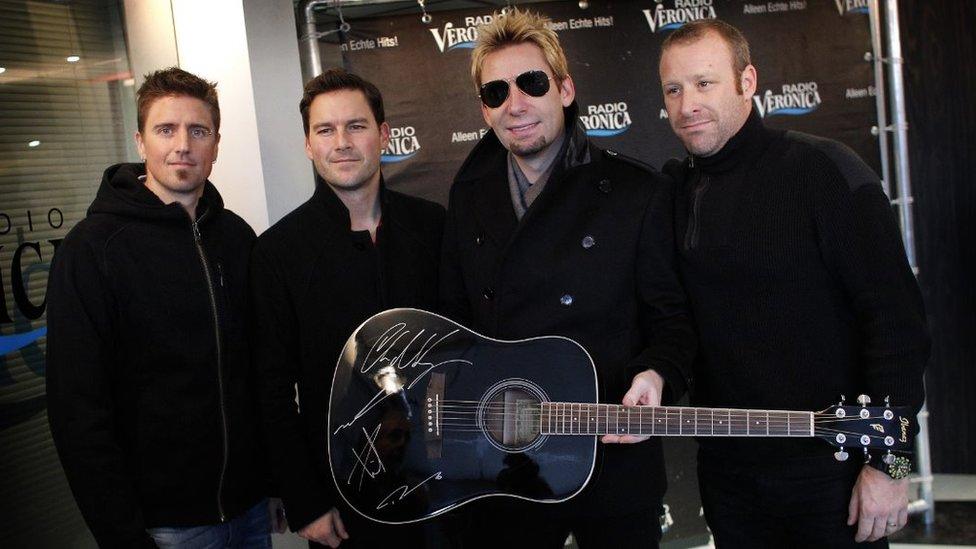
[45,11,927,549]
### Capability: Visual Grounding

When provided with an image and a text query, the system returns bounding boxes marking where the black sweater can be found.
[46,163,266,548]
[249,180,444,531]
[665,110,930,463]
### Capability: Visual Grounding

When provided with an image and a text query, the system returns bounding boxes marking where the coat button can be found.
[559,294,574,306]
[483,287,494,300]
[598,179,612,194]
[475,235,484,246]
[581,235,595,249]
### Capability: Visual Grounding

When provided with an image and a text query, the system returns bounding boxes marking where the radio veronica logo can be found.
[580,102,632,137]
[835,0,869,15]
[753,82,822,118]
[430,14,496,52]
[381,126,421,163]
[643,0,716,33]
[2,209,64,430]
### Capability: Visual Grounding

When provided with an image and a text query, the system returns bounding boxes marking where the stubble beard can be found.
[509,134,549,158]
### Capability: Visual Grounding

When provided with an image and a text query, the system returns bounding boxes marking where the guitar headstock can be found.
[814,396,914,459]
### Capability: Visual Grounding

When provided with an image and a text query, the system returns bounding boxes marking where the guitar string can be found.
[430,401,883,419]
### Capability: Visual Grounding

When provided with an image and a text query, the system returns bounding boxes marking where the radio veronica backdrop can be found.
[336,0,880,206]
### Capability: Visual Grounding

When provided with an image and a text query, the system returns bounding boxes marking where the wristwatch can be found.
[869,454,912,480]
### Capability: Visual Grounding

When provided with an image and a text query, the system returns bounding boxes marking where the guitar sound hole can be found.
[479,380,546,452]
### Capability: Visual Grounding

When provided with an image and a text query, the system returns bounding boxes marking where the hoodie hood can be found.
[88,162,224,223]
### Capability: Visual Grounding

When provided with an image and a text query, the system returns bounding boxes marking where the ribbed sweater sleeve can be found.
[805,139,931,417]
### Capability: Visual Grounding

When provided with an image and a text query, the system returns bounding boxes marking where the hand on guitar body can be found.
[601,369,664,444]
[298,508,349,548]
[848,466,909,542]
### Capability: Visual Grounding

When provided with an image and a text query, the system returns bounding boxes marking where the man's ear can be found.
[559,74,576,107]
[379,122,391,151]
[135,131,146,160]
[740,64,758,99]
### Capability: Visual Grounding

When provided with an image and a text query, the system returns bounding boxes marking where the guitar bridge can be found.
[425,372,445,458]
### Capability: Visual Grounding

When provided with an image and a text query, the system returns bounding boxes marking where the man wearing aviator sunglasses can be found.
[440,8,695,548]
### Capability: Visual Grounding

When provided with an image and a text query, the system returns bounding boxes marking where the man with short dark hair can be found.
[658,19,930,547]
[250,68,446,548]
[440,9,696,548]
[47,67,272,548]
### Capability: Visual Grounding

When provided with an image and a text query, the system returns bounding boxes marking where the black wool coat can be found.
[440,108,697,515]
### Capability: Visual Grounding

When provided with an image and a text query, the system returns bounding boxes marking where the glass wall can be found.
[0,1,136,546]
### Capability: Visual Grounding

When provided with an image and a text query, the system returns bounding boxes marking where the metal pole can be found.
[867,0,892,198]
[881,0,934,526]
[300,0,329,79]
[884,0,918,268]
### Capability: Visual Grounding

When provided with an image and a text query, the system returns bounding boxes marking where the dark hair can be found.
[137,67,220,132]
[300,68,385,135]
[661,19,752,93]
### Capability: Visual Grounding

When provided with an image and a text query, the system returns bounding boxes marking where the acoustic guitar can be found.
[328,308,913,524]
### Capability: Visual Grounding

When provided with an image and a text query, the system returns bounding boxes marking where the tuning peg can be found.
[863,448,871,463]
[834,448,849,462]
[838,394,846,406]
[857,394,871,407]
[884,395,891,407]
[883,451,896,465]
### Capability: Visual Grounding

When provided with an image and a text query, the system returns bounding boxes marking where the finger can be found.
[617,434,649,444]
[898,507,909,528]
[334,512,349,539]
[869,516,888,542]
[622,386,641,407]
[847,490,859,526]
[855,514,874,542]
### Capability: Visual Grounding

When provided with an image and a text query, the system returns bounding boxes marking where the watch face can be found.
[888,456,912,479]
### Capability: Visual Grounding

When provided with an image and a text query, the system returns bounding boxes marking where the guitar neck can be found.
[538,403,814,437]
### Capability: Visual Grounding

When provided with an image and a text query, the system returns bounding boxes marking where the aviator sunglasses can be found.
[479,70,553,108]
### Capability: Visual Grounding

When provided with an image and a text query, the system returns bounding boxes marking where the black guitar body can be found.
[328,308,598,524]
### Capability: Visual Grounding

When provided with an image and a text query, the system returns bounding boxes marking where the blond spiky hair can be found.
[470,8,569,93]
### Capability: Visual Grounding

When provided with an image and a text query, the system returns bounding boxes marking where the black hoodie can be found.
[46,163,266,548]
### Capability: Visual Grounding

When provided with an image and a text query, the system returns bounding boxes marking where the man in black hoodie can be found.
[439,9,695,548]
[47,68,272,548]
[658,20,929,547]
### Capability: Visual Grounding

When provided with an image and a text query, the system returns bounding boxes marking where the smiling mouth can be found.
[508,122,539,135]
[680,120,712,131]
[169,162,196,167]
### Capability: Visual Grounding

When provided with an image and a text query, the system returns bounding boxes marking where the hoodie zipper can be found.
[191,214,229,523]
[684,172,710,251]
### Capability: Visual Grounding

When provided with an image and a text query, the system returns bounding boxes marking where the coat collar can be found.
[311,172,396,233]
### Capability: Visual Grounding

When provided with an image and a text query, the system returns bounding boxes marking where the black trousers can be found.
[445,500,663,549]
[698,451,888,549]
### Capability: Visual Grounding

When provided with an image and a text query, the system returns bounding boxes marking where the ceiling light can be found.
[28,140,41,147]
[0,67,6,74]
[66,55,80,63]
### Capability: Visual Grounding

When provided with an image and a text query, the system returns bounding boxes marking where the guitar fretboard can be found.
[538,403,814,437]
